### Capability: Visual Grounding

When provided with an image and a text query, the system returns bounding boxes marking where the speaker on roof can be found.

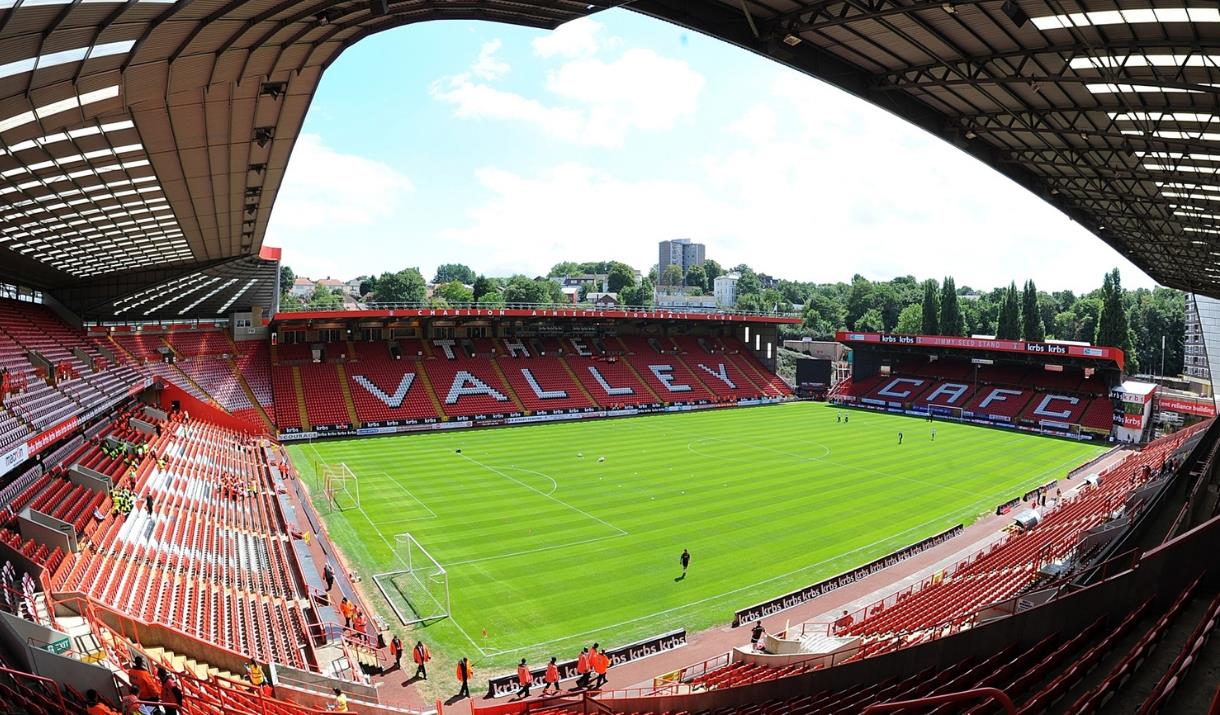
[1001,0,1029,28]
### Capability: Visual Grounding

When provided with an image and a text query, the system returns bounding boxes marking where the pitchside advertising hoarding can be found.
[484,630,688,698]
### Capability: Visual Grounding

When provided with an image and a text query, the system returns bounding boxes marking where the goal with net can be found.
[373,533,451,625]
[320,462,359,512]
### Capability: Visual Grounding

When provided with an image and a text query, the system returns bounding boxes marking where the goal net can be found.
[373,533,451,625]
[321,462,359,512]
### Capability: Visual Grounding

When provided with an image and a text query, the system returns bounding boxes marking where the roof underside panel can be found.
[0,0,1217,318]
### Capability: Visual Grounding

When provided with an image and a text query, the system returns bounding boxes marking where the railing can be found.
[472,690,614,714]
[277,300,801,319]
[0,663,69,712]
[861,687,1016,714]
[652,650,732,689]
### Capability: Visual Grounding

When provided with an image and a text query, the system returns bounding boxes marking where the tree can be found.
[279,265,295,292]
[939,277,964,336]
[737,269,762,296]
[1096,269,1131,354]
[703,260,723,285]
[436,280,473,304]
[356,276,375,297]
[472,275,498,301]
[856,308,885,331]
[1022,279,1045,341]
[996,282,1021,339]
[920,279,939,334]
[477,291,506,307]
[685,264,707,292]
[736,293,764,312]
[607,262,636,293]
[661,264,685,288]
[433,263,475,285]
[307,286,342,309]
[895,304,923,334]
[373,268,426,303]
[621,277,654,307]
[547,261,582,278]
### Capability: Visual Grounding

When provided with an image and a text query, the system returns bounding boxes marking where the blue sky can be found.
[264,10,1154,293]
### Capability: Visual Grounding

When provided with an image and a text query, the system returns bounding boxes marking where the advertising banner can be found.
[1159,397,1217,417]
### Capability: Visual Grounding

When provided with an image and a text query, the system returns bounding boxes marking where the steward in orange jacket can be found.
[412,641,430,680]
[516,659,533,698]
[455,658,473,699]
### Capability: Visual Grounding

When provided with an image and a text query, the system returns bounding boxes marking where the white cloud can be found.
[472,39,509,80]
[264,133,414,278]
[433,47,703,147]
[531,18,605,58]
[431,70,1154,292]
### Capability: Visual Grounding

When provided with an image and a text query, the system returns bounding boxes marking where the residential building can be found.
[290,277,315,298]
[343,278,364,297]
[654,290,717,311]
[714,272,740,307]
[316,277,344,294]
[1185,293,1220,397]
[658,239,705,284]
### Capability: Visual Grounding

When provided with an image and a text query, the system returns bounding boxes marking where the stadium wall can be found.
[594,510,1220,713]
[153,379,270,436]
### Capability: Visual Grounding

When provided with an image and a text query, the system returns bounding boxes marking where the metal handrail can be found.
[861,686,1016,714]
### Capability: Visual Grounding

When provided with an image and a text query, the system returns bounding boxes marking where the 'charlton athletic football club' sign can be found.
[484,630,687,698]
[732,524,964,625]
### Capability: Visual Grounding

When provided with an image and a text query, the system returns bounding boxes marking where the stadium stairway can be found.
[414,360,448,419]
[291,366,312,430]
[611,337,664,403]
[228,357,277,433]
[559,355,600,405]
[489,356,528,413]
[335,363,363,427]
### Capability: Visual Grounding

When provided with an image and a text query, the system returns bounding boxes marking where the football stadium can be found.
[2,1,1220,715]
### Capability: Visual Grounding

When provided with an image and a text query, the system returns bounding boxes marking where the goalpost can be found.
[373,533,451,625]
[321,462,360,512]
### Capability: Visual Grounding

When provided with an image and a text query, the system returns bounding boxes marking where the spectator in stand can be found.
[541,656,560,695]
[85,689,120,715]
[516,659,533,698]
[245,659,265,687]
[834,610,854,633]
[455,657,473,699]
[119,684,142,714]
[412,640,430,680]
[329,687,348,712]
[126,656,161,701]
[389,634,403,669]
[157,666,182,715]
[144,493,154,517]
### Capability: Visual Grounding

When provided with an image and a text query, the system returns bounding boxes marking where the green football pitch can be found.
[288,402,1106,671]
